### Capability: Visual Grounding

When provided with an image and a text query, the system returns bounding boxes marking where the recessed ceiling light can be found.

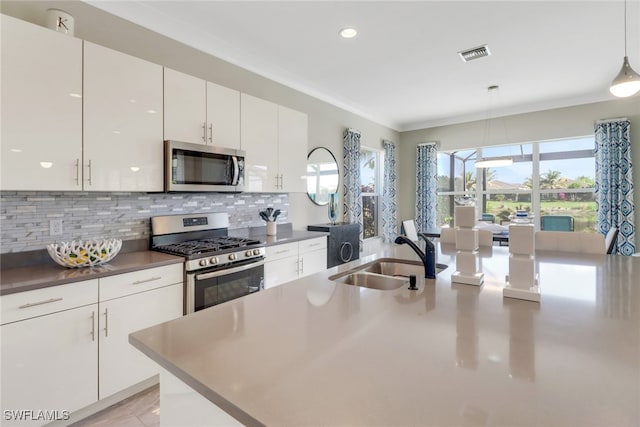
[339,27,357,39]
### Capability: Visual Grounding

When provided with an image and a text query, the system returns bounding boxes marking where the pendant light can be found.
[610,0,640,97]
[475,85,513,168]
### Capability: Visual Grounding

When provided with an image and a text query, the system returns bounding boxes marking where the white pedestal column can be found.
[451,206,484,286]
[504,224,540,302]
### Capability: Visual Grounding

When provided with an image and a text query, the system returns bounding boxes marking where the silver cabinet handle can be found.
[103,308,108,338]
[91,311,95,341]
[275,249,290,254]
[307,243,321,247]
[132,276,161,285]
[275,175,280,189]
[75,158,80,185]
[202,122,207,142]
[279,174,284,189]
[208,123,213,143]
[300,258,304,275]
[19,297,63,309]
[87,160,92,185]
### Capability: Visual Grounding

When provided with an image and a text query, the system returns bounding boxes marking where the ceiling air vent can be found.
[458,45,491,62]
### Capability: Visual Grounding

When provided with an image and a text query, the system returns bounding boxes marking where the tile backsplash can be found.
[0,191,288,254]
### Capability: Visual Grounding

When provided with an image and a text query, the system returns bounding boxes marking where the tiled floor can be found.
[71,385,160,427]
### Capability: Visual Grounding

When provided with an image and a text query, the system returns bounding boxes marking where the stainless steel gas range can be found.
[150,213,265,314]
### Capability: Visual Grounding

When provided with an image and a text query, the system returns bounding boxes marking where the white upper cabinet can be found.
[83,42,164,191]
[241,93,279,192]
[278,105,308,193]
[241,94,309,193]
[164,68,241,149]
[164,68,207,144]
[0,14,83,191]
[207,81,241,149]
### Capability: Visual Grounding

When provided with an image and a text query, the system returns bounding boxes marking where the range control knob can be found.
[199,259,208,267]
[228,253,237,261]
[245,250,253,257]
[209,257,219,265]
[253,249,262,256]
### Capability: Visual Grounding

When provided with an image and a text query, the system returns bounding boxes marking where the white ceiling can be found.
[87,0,640,131]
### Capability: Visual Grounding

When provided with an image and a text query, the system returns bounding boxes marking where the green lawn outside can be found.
[485,200,597,232]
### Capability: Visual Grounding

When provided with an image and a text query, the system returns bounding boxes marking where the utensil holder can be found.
[266,221,277,236]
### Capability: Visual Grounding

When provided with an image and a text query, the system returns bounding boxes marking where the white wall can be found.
[399,97,640,246]
[0,1,399,230]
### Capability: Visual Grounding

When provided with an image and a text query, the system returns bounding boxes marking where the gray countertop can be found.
[262,229,328,246]
[0,230,326,296]
[0,251,183,296]
[129,244,640,426]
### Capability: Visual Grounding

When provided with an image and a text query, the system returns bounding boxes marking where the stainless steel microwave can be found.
[165,140,245,192]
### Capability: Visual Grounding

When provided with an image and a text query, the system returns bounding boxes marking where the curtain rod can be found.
[596,117,629,124]
[418,142,438,147]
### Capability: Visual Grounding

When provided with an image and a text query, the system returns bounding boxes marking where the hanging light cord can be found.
[624,0,628,56]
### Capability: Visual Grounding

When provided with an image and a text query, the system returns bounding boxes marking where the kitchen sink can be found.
[361,260,424,277]
[339,272,407,290]
[329,258,447,290]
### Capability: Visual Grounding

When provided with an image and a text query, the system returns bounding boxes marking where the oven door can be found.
[187,260,264,313]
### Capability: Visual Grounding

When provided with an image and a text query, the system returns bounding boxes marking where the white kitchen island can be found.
[129,244,640,426]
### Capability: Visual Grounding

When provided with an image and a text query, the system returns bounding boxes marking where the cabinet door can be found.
[264,256,300,289]
[0,15,82,191]
[1,305,98,426]
[240,93,279,192]
[300,249,328,278]
[164,68,207,144]
[98,283,183,399]
[207,81,240,149]
[83,42,163,191]
[277,105,309,193]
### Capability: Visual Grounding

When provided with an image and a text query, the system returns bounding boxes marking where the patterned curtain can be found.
[343,128,363,245]
[382,140,398,242]
[416,143,438,233]
[594,119,635,255]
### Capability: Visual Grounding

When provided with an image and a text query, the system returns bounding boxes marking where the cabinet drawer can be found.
[1,279,98,325]
[299,237,326,254]
[99,264,183,301]
[266,242,298,262]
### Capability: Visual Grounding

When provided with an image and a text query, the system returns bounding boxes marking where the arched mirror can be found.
[306,147,339,205]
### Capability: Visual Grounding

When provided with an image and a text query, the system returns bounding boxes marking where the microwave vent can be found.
[458,45,491,62]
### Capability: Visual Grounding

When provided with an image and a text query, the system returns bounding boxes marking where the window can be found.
[436,137,595,231]
[360,148,379,239]
[538,138,596,232]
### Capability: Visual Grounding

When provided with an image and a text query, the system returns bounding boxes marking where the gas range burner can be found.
[150,213,266,272]
[155,236,262,257]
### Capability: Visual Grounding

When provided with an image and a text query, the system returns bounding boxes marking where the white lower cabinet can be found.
[98,264,183,399]
[0,264,184,426]
[98,282,183,399]
[1,280,99,427]
[264,237,327,288]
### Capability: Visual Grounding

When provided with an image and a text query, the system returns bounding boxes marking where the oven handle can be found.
[195,260,265,281]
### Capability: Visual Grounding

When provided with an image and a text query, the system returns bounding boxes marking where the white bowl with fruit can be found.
[47,238,122,268]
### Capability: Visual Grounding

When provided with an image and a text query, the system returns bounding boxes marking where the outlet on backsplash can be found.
[50,219,63,236]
